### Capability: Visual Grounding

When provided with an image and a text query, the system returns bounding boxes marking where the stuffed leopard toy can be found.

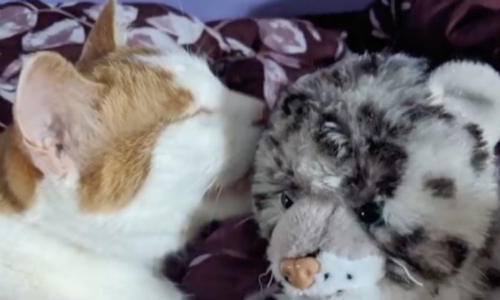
[249,53,500,300]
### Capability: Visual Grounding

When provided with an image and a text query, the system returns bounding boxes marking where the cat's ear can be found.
[79,0,126,64]
[14,52,103,179]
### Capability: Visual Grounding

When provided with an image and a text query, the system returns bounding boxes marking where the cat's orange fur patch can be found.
[0,128,41,213]
[78,52,195,212]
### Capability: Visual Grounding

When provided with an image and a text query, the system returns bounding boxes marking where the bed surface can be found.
[1,0,500,299]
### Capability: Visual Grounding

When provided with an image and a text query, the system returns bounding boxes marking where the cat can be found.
[0,0,266,299]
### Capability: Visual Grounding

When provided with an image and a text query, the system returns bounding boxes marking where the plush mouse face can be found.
[252,54,500,299]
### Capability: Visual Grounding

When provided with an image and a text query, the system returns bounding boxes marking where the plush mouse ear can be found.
[14,52,103,179]
[78,0,126,64]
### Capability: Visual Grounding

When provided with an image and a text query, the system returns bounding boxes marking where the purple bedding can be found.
[1,0,500,299]
[40,0,376,22]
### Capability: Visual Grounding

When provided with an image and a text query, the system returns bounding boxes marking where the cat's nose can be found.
[280,257,320,290]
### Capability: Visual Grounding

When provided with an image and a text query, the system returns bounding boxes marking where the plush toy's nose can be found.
[280,257,321,290]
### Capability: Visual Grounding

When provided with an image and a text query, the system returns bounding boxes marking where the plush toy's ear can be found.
[78,0,125,64]
[14,52,103,179]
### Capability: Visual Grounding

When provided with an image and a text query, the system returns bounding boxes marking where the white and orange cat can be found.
[0,0,265,299]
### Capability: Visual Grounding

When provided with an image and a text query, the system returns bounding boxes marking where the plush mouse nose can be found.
[280,257,321,290]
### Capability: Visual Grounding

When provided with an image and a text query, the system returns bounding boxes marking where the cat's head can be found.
[6,0,265,258]
[252,53,499,299]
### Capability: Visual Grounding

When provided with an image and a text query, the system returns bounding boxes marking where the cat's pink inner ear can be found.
[14,52,102,179]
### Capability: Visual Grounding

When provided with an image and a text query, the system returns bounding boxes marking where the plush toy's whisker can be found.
[390,257,424,287]
[267,269,275,288]
[258,266,273,291]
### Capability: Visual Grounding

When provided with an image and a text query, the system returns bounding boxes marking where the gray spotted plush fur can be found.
[250,53,500,300]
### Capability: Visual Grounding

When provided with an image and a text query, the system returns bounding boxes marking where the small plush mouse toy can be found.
[250,53,500,300]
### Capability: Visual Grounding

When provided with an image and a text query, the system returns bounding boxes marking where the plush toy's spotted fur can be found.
[251,53,500,300]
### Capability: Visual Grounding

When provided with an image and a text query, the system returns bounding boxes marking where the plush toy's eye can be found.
[281,193,294,209]
[356,201,385,226]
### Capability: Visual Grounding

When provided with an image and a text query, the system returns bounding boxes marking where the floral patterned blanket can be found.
[1,0,500,299]
[0,1,348,130]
